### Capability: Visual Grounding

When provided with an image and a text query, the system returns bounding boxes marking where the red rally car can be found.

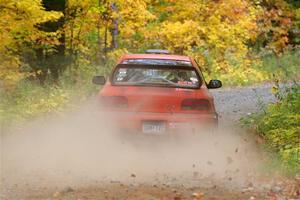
[93,50,222,134]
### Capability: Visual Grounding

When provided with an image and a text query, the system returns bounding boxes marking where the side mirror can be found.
[92,76,106,85]
[207,80,222,89]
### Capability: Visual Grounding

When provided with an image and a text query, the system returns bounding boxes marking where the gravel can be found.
[211,84,276,123]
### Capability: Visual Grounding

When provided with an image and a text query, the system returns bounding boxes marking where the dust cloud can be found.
[1,98,263,192]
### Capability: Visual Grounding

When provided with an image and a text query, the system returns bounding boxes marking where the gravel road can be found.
[2,84,299,200]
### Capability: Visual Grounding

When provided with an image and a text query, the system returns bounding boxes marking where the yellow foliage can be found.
[0,0,62,90]
[158,20,205,54]
[146,0,259,74]
[114,0,156,47]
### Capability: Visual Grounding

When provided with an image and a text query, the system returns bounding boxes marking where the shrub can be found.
[244,84,300,175]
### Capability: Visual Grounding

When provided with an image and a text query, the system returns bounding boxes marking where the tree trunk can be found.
[96,0,102,63]
[110,3,119,49]
[41,0,66,82]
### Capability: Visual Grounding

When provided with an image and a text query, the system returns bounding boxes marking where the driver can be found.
[170,71,189,83]
[177,71,189,81]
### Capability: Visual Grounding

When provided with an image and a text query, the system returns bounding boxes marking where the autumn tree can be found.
[288,0,300,45]
[144,0,259,75]
[254,0,293,54]
[0,0,62,89]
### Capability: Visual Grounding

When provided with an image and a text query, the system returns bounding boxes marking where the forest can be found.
[0,0,299,175]
[1,0,300,88]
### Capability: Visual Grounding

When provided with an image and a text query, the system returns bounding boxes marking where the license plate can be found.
[142,121,166,134]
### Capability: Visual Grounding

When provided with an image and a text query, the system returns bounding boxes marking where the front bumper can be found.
[102,111,218,133]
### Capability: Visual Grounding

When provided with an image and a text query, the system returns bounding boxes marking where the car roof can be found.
[119,54,191,62]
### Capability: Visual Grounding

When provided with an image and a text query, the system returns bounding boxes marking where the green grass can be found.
[261,49,300,82]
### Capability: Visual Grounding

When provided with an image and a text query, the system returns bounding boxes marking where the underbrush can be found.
[0,64,108,128]
[0,83,71,126]
[242,84,300,176]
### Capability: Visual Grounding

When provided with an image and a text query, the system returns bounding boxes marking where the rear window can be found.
[121,59,192,66]
[112,66,200,89]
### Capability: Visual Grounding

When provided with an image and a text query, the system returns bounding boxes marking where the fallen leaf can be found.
[192,192,202,199]
[131,174,136,178]
[235,148,239,153]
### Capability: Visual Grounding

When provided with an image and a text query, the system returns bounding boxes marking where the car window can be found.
[113,67,200,88]
[121,59,192,66]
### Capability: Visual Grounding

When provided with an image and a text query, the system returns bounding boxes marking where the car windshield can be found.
[113,66,200,88]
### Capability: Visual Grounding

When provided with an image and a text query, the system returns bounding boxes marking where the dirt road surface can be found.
[1,84,299,200]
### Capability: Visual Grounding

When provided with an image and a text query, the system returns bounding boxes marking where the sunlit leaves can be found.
[145,0,259,77]
[158,20,205,54]
[113,0,156,48]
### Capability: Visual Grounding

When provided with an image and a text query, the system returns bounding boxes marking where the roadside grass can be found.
[261,49,300,82]
[241,83,300,176]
